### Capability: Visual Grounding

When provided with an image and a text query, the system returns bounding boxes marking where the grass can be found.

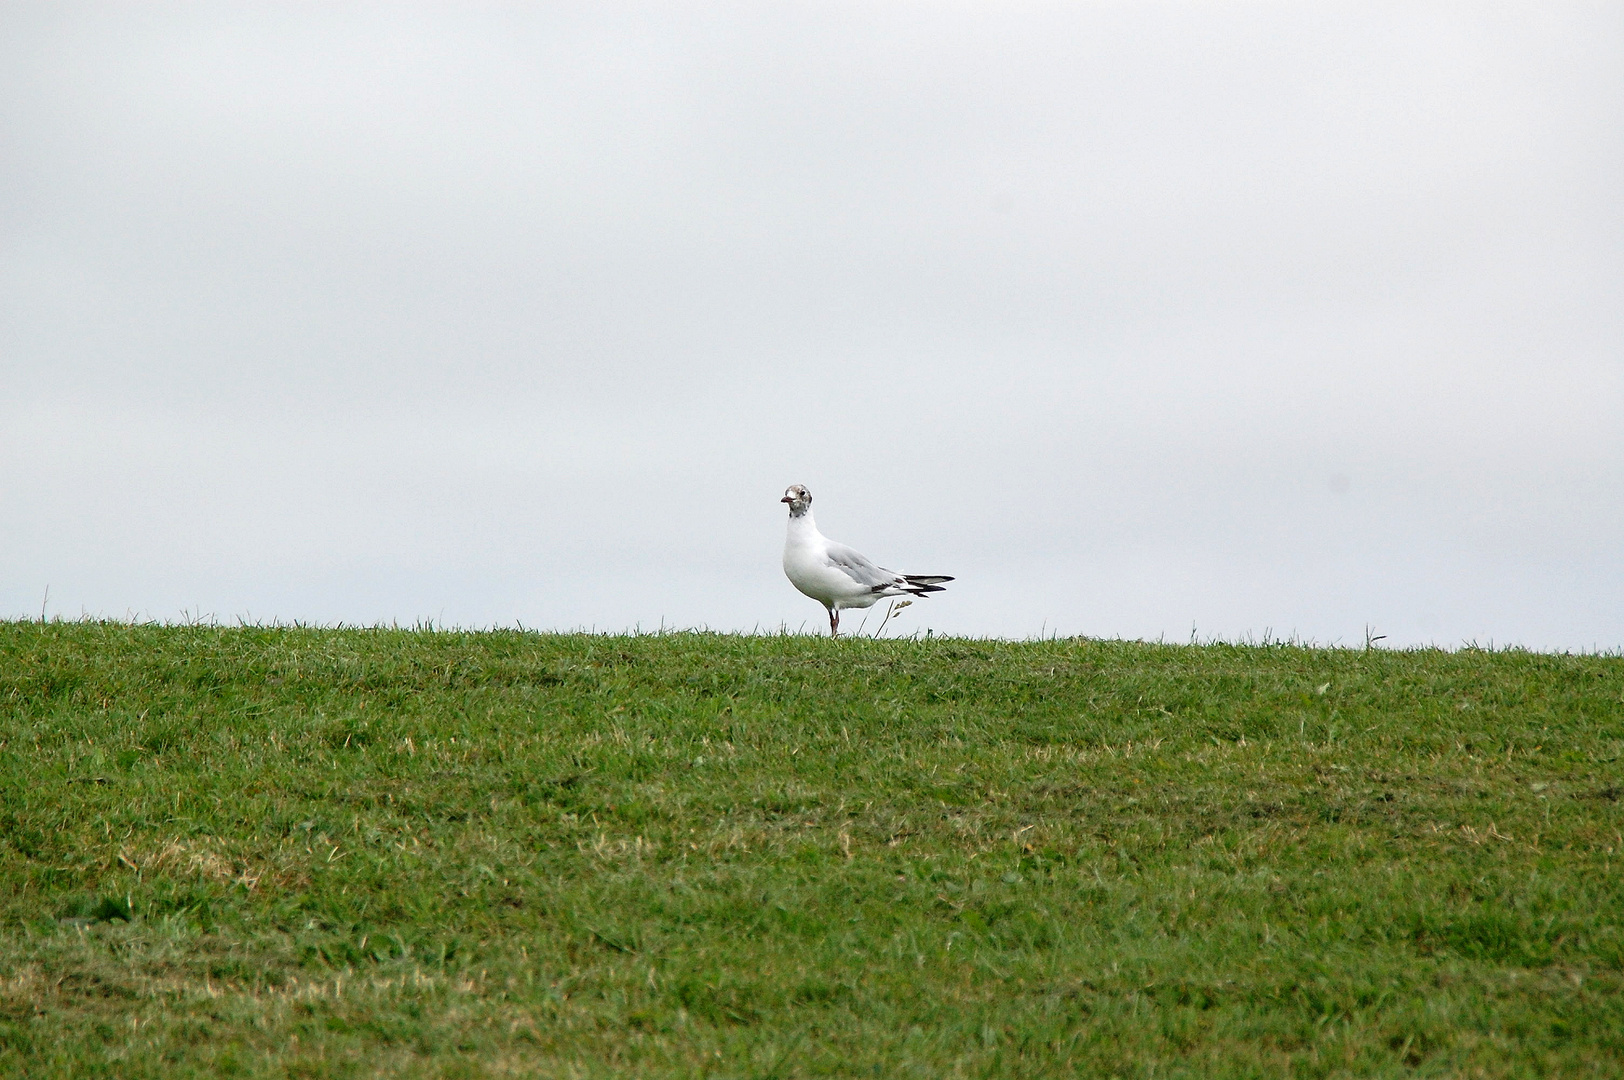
[0,621,1621,1077]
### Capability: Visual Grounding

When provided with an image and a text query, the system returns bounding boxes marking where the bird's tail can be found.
[901,574,953,595]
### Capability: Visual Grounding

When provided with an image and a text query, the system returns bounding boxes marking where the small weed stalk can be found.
[873,598,912,638]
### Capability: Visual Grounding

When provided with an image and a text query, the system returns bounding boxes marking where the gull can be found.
[781,484,953,637]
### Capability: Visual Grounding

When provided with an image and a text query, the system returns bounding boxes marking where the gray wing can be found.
[823,542,903,590]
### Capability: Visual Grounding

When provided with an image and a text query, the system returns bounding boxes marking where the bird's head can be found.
[781,484,812,516]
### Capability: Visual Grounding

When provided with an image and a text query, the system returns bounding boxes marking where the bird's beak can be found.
[780,496,793,503]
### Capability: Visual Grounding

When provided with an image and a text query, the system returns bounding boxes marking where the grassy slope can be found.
[0,622,1620,1078]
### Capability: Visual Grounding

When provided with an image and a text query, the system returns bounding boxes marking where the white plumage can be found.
[780,484,952,637]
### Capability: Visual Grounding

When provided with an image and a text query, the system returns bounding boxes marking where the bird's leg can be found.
[828,607,840,637]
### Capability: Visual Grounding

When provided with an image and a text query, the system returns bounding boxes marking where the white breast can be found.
[783,515,879,609]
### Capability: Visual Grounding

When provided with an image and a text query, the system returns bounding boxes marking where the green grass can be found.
[0,621,1621,1077]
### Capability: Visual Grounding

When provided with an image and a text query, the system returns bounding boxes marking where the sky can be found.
[2,3,1621,648]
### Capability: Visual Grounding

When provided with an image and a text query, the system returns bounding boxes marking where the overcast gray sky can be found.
[3,3,1621,648]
